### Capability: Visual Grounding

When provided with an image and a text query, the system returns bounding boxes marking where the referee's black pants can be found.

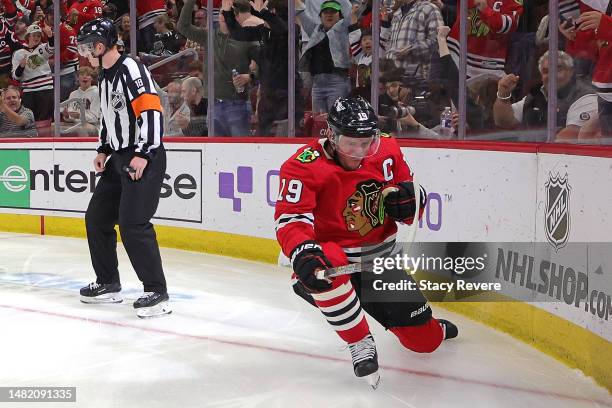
[85,146,167,294]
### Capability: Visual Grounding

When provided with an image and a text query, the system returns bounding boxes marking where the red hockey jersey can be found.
[274,136,423,263]
[566,0,612,102]
[40,21,78,75]
[61,0,103,33]
[448,0,523,78]
[137,0,166,28]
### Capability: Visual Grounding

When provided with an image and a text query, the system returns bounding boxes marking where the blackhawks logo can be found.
[295,147,320,163]
[545,172,571,251]
[343,180,386,236]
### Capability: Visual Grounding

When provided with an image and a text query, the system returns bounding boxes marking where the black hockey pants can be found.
[85,146,167,293]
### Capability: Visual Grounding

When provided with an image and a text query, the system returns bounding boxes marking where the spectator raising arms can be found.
[11,23,54,130]
[178,0,259,136]
[223,0,305,136]
[296,0,353,113]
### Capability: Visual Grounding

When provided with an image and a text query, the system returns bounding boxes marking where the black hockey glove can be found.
[291,240,333,293]
[383,182,427,222]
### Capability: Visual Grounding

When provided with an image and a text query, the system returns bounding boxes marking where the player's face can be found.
[333,133,381,170]
[79,42,105,67]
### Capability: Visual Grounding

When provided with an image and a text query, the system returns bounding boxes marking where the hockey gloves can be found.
[383,181,427,223]
[291,240,333,293]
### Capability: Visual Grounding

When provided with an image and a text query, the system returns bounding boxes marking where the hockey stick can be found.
[315,175,421,280]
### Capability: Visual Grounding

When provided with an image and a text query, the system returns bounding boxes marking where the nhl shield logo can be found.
[545,173,570,251]
[111,91,126,112]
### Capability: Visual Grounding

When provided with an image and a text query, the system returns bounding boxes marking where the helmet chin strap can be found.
[94,43,110,68]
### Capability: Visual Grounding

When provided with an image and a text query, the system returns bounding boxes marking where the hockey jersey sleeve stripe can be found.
[131,93,163,118]
[136,110,162,154]
[275,213,315,231]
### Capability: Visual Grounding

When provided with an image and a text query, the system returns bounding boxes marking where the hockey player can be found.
[76,18,171,318]
[274,96,458,387]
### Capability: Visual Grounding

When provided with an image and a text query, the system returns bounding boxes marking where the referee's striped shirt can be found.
[97,54,163,159]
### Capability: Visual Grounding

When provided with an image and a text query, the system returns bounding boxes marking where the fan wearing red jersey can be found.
[274,96,458,388]
[448,0,523,78]
[564,0,612,137]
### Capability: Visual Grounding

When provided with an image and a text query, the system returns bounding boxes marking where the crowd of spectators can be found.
[0,0,610,143]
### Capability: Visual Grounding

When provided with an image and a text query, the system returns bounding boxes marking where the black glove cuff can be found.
[290,240,323,266]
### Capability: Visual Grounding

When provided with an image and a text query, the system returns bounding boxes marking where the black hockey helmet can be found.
[326,96,381,160]
[77,17,118,49]
[327,96,379,138]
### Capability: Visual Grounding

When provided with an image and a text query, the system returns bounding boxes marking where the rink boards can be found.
[0,138,610,392]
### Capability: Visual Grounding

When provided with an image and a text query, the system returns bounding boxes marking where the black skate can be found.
[439,319,458,340]
[133,292,171,319]
[80,282,122,304]
[349,334,380,389]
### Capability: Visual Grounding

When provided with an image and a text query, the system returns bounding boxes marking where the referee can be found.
[76,18,170,318]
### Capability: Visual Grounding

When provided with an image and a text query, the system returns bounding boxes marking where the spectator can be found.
[223,0,305,136]
[61,0,103,34]
[563,4,612,138]
[42,9,79,101]
[102,2,118,21]
[349,4,391,99]
[437,25,497,132]
[0,85,37,137]
[231,0,264,27]
[137,0,167,52]
[296,0,353,113]
[193,8,207,28]
[61,65,100,134]
[13,18,28,43]
[161,79,191,136]
[178,0,259,136]
[447,0,523,78]
[15,0,36,23]
[0,0,21,89]
[178,76,207,135]
[378,67,440,138]
[150,14,182,56]
[11,23,54,127]
[386,0,442,81]
[493,51,598,141]
[117,14,131,54]
[187,60,205,83]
